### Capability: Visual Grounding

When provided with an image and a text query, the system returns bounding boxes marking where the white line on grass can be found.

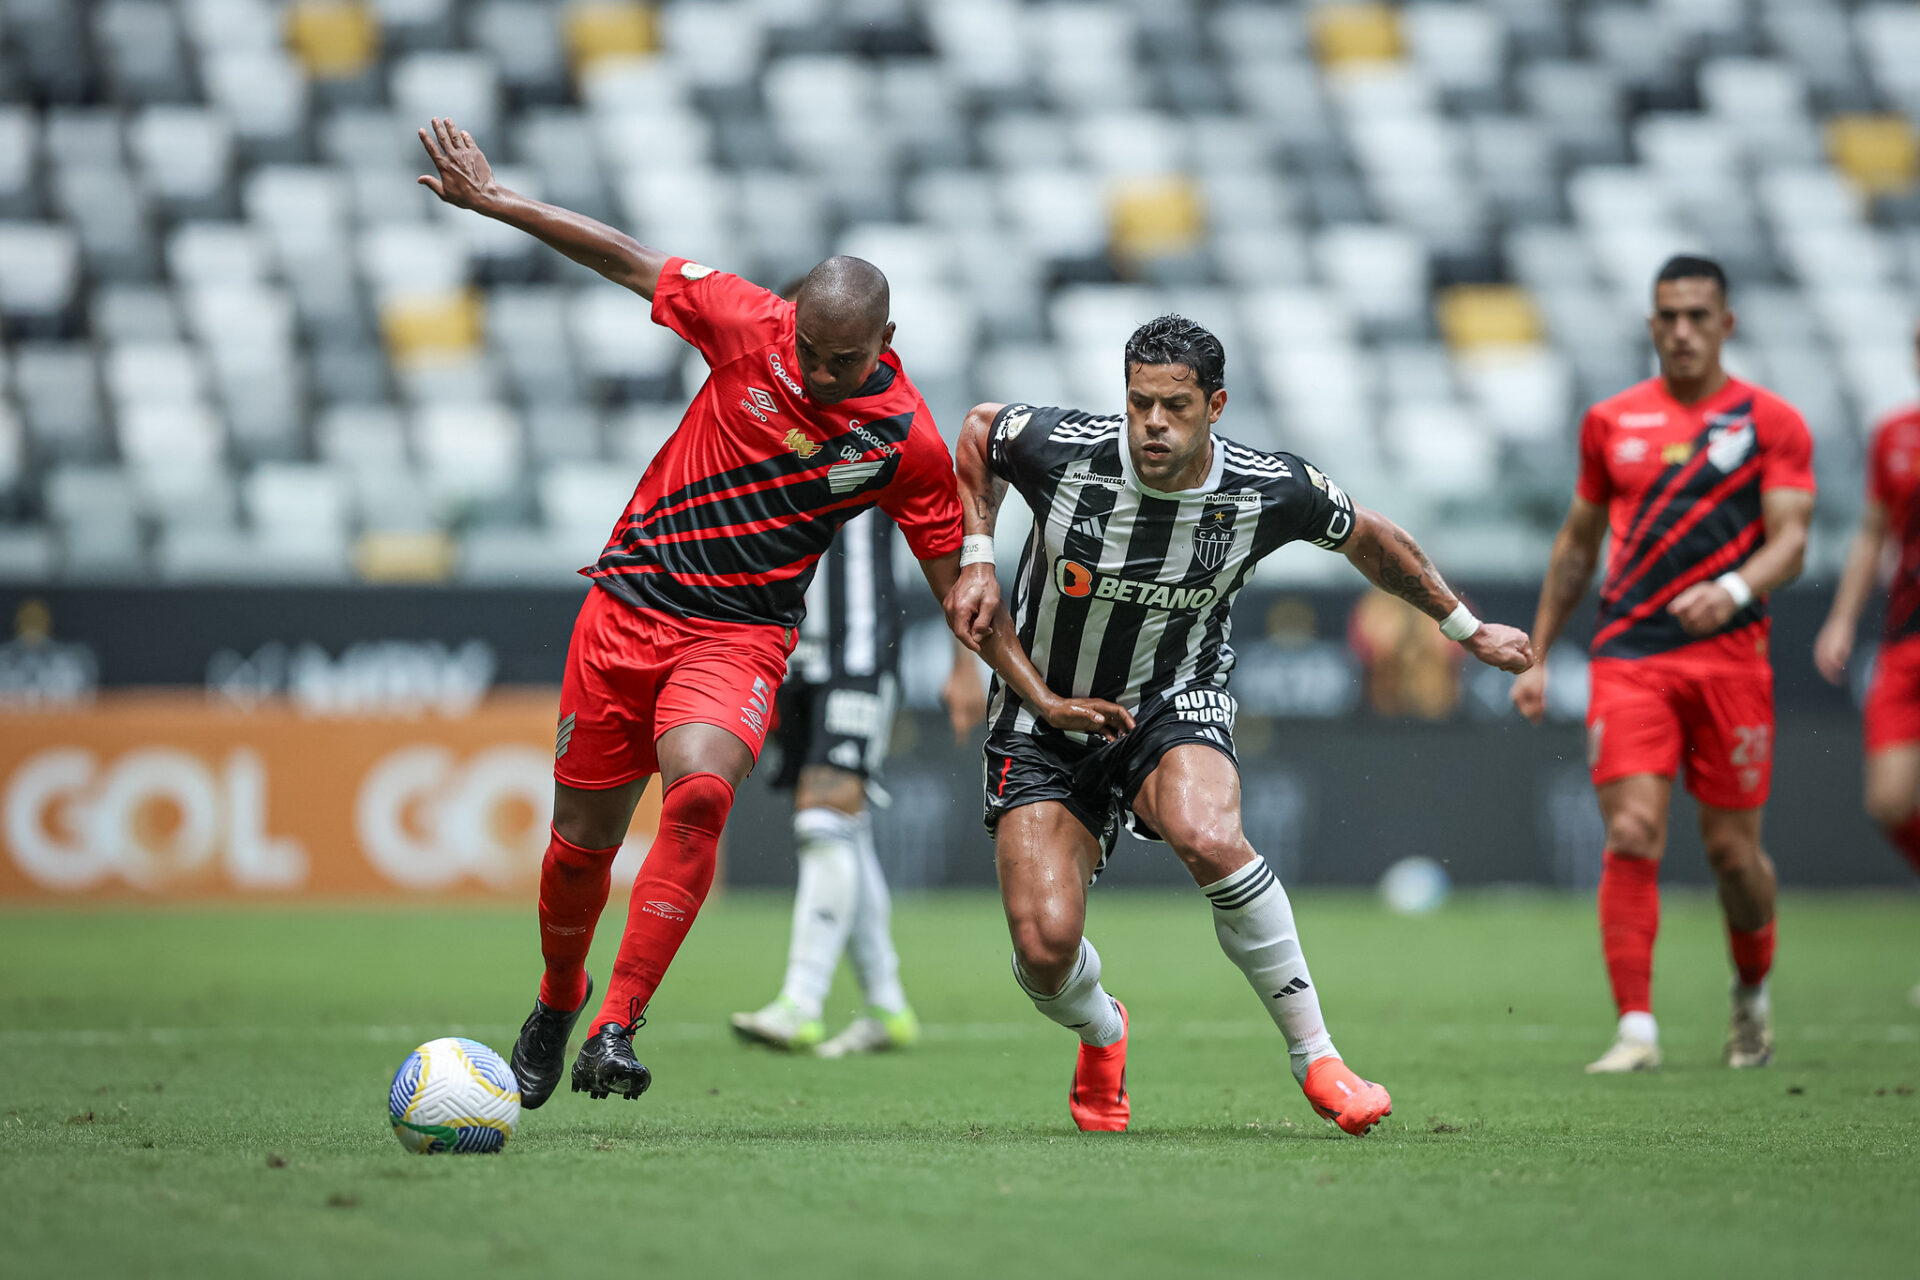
[2,1022,1915,1048]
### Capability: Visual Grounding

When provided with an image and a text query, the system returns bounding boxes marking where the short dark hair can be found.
[1654,254,1727,301]
[1123,314,1225,397]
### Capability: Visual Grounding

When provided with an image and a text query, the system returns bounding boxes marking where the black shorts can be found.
[770,673,898,789]
[981,687,1240,876]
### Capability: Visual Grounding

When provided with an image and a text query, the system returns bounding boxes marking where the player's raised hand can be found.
[1509,660,1548,723]
[1813,620,1855,685]
[944,564,1001,653]
[1041,696,1134,742]
[1667,579,1740,635]
[1462,622,1533,675]
[417,117,497,210]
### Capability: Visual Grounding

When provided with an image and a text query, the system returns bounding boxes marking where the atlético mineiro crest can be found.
[1193,503,1236,571]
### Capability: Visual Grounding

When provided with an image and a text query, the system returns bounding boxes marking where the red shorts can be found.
[1865,634,1920,753]
[1586,656,1774,809]
[553,586,796,789]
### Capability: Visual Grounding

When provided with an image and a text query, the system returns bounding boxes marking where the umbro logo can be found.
[750,386,779,415]
[641,900,687,921]
[1272,977,1312,999]
[555,712,576,759]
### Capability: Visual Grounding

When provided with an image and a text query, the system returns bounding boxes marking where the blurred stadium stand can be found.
[0,0,1915,587]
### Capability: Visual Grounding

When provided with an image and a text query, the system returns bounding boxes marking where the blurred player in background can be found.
[1814,322,1920,999]
[730,501,987,1056]
[415,117,973,1106]
[1511,256,1816,1073]
[945,315,1532,1134]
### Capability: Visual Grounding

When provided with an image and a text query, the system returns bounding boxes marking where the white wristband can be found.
[1438,602,1481,643]
[1716,571,1755,609]
[959,534,996,568]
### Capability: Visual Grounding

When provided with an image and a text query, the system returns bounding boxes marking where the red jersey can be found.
[1867,402,1920,642]
[585,258,963,627]
[1576,375,1815,664]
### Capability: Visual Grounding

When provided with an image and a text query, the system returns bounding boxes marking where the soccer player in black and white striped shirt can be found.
[945,315,1534,1134]
[730,507,986,1056]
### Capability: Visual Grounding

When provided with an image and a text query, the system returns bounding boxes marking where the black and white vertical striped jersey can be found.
[985,404,1355,736]
[790,506,900,683]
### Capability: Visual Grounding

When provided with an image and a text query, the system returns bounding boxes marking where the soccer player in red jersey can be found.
[1511,256,1816,1073]
[1814,325,1920,914]
[415,118,977,1104]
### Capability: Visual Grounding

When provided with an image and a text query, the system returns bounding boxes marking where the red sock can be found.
[1727,918,1776,988]
[538,827,620,1010]
[1886,814,1920,878]
[590,772,733,1034]
[1597,851,1660,1016]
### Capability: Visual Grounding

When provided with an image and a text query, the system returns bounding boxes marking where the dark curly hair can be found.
[1123,314,1225,397]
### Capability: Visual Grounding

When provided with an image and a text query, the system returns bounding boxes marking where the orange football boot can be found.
[1068,999,1129,1132]
[1301,1057,1392,1135]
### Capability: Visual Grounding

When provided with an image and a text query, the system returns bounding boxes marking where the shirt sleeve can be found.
[650,257,790,368]
[1758,398,1816,494]
[984,403,1061,488]
[1575,409,1612,505]
[1276,454,1357,551]
[876,411,964,561]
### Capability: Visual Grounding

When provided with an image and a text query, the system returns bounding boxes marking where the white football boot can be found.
[729,996,824,1051]
[1724,986,1775,1068]
[816,1006,921,1058]
[1587,1012,1662,1073]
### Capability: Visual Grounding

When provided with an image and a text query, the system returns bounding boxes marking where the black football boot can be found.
[509,974,594,1110]
[570,1007,653,1101]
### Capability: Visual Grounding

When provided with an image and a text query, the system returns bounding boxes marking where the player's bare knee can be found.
[1603,808,1665,859]
[1008,909,1082,986]
[1701,828,1760,876]
[1165,825,1254,884]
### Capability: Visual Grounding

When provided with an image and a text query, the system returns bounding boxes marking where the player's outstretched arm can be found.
[946,402,1009,650]
[1510,496,1608,722]
[1668,488,1814,637]
[920,548,1132,740]
[416,116,667,298]
[1340,506,1533,675]
[1815,500,1888,684]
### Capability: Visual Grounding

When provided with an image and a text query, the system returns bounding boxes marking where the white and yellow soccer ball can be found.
[388,1037,521,1154]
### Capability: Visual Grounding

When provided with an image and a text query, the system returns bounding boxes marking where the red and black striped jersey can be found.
[1577,376,1815,665]
[1868,402,1920,643]
[583,258,963,628]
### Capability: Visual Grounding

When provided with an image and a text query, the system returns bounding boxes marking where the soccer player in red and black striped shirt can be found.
[416,118,977,1103]
[1512,256,1816,1074]
[1815,326,1920,900]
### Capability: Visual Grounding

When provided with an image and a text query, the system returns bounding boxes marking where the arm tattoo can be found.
[1373,527,1449,619]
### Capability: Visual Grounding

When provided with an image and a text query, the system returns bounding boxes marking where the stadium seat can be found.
[202,50,309,158]
[94,0,194,104]
[416,399,523,507]
[15,344,108,463]
[0,223,81,336]
[0,110,38,218]
[45,464,143,575]
[244,463,353,576]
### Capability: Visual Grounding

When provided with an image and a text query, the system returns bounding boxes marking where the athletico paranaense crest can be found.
[1193,504,1236,571]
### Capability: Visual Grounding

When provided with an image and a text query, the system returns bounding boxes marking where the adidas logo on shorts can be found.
[555,712,577,759]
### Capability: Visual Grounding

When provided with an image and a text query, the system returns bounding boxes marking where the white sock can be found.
[1733,977,1769,1016]
[1013,937,1124,1047]
[778,807,859,1020]
[1202,856,1338,1083]
[846,812,909,1015]
[1619,1010,1659,1043]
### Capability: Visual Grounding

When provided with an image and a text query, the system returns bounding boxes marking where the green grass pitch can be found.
[2,891,1917,1279]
